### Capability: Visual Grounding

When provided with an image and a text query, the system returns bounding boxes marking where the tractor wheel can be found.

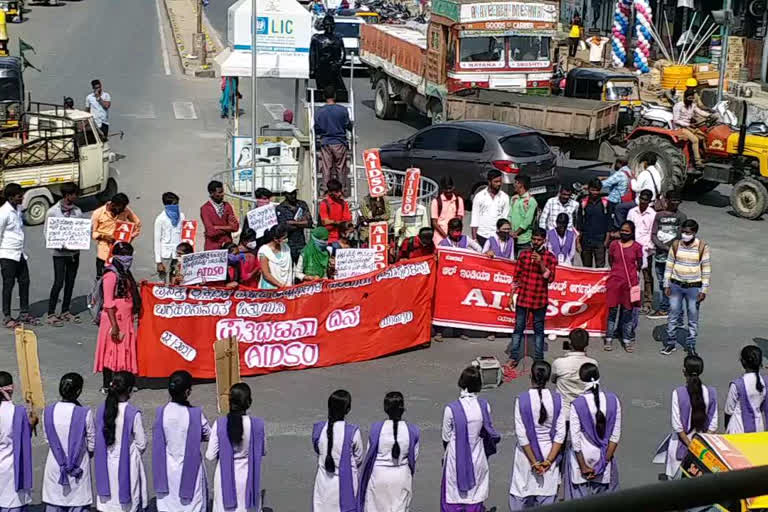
[374,79,395,120]
[626,134,686,191]
[730,177,768,220]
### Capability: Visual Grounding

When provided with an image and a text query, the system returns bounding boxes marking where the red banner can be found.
[432,249,610,336]
[363,149,388,198]
[137,257,436,378]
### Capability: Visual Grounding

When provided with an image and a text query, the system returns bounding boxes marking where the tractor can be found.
[625,102,768,219]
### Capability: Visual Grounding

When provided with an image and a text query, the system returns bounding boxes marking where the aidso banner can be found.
[432,249,610,335]
[137,257,436,378]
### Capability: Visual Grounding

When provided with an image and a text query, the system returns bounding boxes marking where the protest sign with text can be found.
[246,203,278,238]
[401,168,421,216]
[107,221,136,263]
[432,248,610,335]
[45,217,91,250]
[181,220,198,249]
[334,248,377,280]
[363,148,388,198]
[368,221,389,270]
[181,249,228,285]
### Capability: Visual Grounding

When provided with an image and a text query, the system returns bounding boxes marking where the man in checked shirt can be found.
[504,227,558,368]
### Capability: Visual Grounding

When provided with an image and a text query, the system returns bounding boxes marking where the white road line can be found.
[155,0,172,75]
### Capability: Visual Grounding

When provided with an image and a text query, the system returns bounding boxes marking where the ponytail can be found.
[531,361,552,425]
[740,345,764,394]
[592,384,607,438]
[579,363,605,438]
[103,371,134,447]
[227,383,252,445]
[684,355,707,431]
[325,390,352,473]
[383,391,405,462]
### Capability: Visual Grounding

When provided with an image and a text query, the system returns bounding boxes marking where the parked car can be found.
[379,121,558,202]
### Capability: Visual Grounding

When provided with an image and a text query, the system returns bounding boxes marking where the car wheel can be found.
[730,177,768,220]
[24,196,50,226]
[374,79,394,120]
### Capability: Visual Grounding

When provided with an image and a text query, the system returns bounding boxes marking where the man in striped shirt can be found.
[660,219,711,356]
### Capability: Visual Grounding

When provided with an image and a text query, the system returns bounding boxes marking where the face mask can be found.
[498,231,510,241]
[619,232,632,241]
[449,231,462,239]
[113,255,133,270]
[246,241,257,249]
[228,253,244,264]
[313,237,328,251]
[681,233,694,242]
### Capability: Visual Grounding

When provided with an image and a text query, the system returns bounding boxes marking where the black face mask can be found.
[619,232,632,242]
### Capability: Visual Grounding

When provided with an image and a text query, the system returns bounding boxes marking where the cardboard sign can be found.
[214,336,241,414]
[181,249,228,285]
[368,221,389,270]
[14,327,44,411]
[181,220,198,250]
[334,248,377,280]
[363,148,388,198]
[401,168,421,216]
[246,203,278,238]
[45,217,91,250]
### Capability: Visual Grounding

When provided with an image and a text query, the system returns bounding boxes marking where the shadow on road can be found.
[360,100,430,131]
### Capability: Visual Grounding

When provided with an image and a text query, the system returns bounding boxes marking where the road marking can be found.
[264,103,286,121]
[197,131,227,139]
[155,0,172,75]
[173,101,198,120]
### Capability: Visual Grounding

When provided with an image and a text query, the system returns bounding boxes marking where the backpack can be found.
[87,268,116,325]
[581,196,609,216]
[672,239,707,261]
[620,169,635,203]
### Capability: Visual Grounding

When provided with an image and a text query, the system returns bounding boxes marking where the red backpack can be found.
[620,169,635,203]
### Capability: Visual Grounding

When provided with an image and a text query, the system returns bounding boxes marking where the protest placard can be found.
[114,221,135,243]
[363,148,388,198]
[246,203,278,238]
[15,327,44,412]
[334,248,377,280]
[368,221,389,270]
[181,249,228,285]
[45,217,91,250]
[181,220,198,249]
[401,168,421,216]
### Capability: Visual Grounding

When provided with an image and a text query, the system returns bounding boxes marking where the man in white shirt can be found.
[539,184,578,230]
[393,203,430,247]
[631,154,663,203]
[627,189,657,313]
[672,89,710,168]
[0,183,33,327]
[551,328,597,421]
[85,79,112,137]
[154,192,186,284]
[585,34,609,64]
[470,169,510,247]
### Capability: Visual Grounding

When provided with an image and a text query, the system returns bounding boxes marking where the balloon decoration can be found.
[633,0,653,73]
[611,0,632,67]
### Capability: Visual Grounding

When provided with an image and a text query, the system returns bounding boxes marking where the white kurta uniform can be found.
[441,391,490,505]
[568,391,622,485]
[42,402,96,507]
[510,389,567,498]
[313,421,364,512]
[0,402,32,509]
[96,403,148,512]
[725,374,767,434]
[206,416,266,512]
[156,403,211,512]
[363,420,420,512]
[662,387,718,478]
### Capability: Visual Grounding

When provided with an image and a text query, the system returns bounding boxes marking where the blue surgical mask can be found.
[113,255,133,270]
[228,253,244,264]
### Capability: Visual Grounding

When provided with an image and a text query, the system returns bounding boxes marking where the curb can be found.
[162,0,221,77]
[162,0,188,74]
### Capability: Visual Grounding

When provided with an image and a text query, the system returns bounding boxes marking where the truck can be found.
[360,0,558,123]
[0,102,120,225]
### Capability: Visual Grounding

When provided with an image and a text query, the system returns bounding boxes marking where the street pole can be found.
[716,2,730,103]
[251,0,258,185]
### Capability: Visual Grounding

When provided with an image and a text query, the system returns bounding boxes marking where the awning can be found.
[214,48,309,79]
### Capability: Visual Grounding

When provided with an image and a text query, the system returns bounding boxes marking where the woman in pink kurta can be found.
[94,242,141,392]
[604,221,643,352]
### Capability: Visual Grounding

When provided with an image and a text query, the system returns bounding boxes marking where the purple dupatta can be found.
[152,404,203,502]
[571,392,619,478]
[313,421,360,512]
[488,236,514,259]
[518,389,562,463]
[673,386,717,459]
[11,405,33,492]
[547,229,575,262]
[216,415,265,511]
[94,402,139,504]
[439,236,469,249]
[732,376,768,432]
[446,397,501,494]
[43,403,89,486]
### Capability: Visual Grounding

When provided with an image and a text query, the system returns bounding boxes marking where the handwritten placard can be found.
[181,249,228,285]
[246,203,278,238]
[45,217,91,250]
[334,248,377,280]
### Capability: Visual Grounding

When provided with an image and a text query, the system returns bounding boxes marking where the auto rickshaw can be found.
[0,56,23,130]
[0,0,22,22]
[678,432,768,511]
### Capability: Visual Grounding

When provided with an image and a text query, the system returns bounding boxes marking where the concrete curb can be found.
[162,0,188,74]
[162,0,221,77]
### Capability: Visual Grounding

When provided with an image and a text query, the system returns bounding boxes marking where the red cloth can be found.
[200,201,240,251]
[227,253,261,288]
[318,196,351,243]
[514,248,557,309]
[398,236,435,260]
[606,240,644,309]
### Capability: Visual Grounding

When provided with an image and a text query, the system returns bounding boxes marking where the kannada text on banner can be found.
[137,257,436,378]
[432,248,610,336]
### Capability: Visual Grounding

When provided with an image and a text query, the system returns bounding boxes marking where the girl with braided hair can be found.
[725,345,767,433]
[0,371,33,511]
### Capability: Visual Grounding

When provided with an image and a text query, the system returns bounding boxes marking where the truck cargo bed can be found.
[446,89,620,140]
[360,23,427,89]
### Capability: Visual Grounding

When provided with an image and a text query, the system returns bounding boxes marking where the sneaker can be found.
[660,346,677,356]
[487,334,496,341]
[647,310,669,319]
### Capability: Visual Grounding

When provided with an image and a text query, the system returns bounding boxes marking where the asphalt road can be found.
[2,1,767,511]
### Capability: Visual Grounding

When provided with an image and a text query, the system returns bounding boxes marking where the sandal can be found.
[18,314,40,326]
[4,318,18,329]
[46,315,64,327]
[603,340,614,351]
[623,342,636,353]
[60,312,82,324]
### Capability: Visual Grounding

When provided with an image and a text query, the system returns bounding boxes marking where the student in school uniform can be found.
[312,389,364,512]
[441,366,501,511]
[565,363,622,499]
[653,355,717,479]
[438,218,483,252]
[0,371,33,512]
[42,373,95,512]
[359,391,420,512]
[154,371,211,512]
[725,345,768,434]
[94,372,148,512]
[509,361,566,510]
[546,213,578,266]
[206,382,266,512]
[482,219,515,260]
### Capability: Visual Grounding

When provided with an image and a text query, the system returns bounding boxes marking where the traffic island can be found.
[163,0,220,77]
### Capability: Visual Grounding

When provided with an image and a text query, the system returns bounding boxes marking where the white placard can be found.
[45,217,92,250]
[246,203,278,238]
[334,248,377,280]
[181,250,228,285]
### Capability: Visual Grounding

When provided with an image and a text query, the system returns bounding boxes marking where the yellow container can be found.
[661,65,694,91]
